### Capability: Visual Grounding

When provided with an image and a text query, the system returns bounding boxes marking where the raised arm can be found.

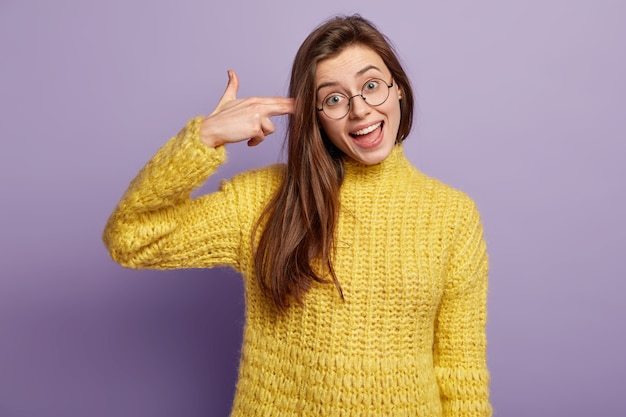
[103,71,294,270]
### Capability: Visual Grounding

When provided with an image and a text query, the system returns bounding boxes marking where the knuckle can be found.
[245,96,261,106]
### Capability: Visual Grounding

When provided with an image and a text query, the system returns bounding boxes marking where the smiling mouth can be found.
[350,122,383,137]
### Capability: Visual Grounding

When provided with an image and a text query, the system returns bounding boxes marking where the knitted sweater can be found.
[103,117,492,417]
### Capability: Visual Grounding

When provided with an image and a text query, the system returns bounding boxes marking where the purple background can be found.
[1,1,624,416]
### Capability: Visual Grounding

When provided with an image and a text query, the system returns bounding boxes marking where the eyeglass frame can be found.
[316,78,395,120]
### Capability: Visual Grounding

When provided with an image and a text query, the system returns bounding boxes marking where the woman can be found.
[104,14,492,417]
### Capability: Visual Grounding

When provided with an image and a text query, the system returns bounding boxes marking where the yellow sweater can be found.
[103,117,492,417]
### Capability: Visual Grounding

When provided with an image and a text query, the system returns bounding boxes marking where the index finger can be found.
[256,97,296,116]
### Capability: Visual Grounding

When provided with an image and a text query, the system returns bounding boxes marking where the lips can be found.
[347,121,384,150]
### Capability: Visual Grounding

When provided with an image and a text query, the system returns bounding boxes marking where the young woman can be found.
[104,15,492,417]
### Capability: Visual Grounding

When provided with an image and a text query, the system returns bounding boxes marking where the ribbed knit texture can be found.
[103,117,492,417]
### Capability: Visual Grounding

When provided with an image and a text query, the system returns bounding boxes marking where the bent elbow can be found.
[102,226,152,269]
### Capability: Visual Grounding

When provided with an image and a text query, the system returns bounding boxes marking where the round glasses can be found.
[316,78,394,120]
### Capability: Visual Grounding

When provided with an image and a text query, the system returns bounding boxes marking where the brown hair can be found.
[253,14,415,312]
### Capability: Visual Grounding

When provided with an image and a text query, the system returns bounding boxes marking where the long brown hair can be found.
[253,15,415,312]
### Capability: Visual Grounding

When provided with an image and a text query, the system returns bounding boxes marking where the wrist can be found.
[199,118,223,148]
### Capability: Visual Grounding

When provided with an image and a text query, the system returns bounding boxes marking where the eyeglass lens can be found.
[320,78,392,119]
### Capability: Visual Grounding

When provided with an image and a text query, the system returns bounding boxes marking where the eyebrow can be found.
[316,65,383,93]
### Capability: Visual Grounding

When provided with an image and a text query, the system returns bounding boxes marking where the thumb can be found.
[208,70,239,116]
[221,69,239,102]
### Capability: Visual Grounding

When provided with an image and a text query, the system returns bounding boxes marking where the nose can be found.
[348,94,370,119]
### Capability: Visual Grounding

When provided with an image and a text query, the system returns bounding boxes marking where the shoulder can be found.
[228,163,285,189]
[407,167,478,215]
[220,163,286,207]
[408,172,487,279]
[404,167,484,254]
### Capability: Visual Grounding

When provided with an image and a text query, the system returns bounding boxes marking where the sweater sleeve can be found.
[102,116,243,270]
[434,196,492,417]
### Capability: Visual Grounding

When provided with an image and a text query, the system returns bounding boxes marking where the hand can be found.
[200,70,295,147]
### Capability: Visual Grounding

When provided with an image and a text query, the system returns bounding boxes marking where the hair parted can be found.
[253,14,415,312]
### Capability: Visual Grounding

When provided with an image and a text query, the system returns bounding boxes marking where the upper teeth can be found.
[353,122,381,136]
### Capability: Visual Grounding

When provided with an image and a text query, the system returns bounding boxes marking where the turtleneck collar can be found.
[342,145,410,182]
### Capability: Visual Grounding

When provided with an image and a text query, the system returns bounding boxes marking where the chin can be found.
[349,142,395,165]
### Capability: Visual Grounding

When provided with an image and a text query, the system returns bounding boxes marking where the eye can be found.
[363,79,380,92]
[324,94,345,107]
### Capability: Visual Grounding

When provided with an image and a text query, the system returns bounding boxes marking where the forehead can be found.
[315,44,389,86]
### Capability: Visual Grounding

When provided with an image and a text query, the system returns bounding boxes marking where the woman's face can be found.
[315,44,402,165]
